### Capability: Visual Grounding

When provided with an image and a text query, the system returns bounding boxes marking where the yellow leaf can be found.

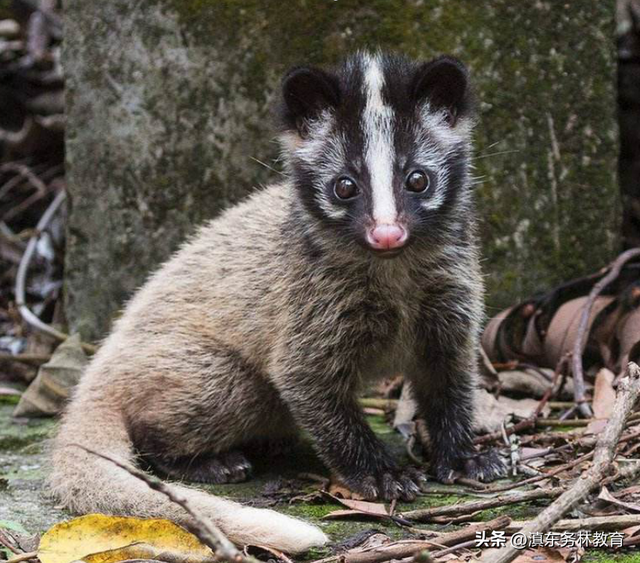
[85,541,214,563]
[38,514,213,563]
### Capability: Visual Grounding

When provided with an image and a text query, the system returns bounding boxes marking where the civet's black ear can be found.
[281,66,340,136]
[412,56,472,126]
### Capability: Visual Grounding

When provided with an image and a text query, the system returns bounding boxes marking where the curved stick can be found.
[571,247,640,417]
[14,190,96,354]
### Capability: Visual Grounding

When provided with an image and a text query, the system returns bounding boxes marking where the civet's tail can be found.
[48,404,328,554]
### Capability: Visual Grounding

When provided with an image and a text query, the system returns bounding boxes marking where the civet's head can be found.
[279,51,475,258]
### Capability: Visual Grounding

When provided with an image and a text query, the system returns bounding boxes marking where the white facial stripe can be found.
[363,55,397,224]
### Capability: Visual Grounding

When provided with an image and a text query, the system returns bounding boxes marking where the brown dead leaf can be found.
[481,307,513,363]
[327,494,388,516]
[586,368,616,435]
[592,368,616,419]
[328,480,366,501]
[616,305,640,369]
[322,510,385,520]
[512,547,571,563]
[322,493,389,520]
[599,486,640,513]
[544,296,614,369]
[244,544,294,563]
[497,368,573,399]
[473,388,549,433]
[621,524,640,539]
[13,334,87,417]
[617,485,640,497]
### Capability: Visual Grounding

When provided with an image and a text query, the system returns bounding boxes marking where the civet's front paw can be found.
[341,465,427,502]
[434,449,506,484]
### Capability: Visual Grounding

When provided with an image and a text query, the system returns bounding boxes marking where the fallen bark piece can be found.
[483,361,640,563]
[13,334,87,417]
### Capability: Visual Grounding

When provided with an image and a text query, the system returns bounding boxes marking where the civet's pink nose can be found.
[366,224,408,251]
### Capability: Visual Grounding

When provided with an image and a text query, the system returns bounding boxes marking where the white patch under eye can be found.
[414,133,450,212]
[314,129,350,220]
[317,191,348,220]
[363,55,397,224]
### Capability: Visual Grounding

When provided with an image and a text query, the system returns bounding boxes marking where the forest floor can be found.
[1,400,638,563]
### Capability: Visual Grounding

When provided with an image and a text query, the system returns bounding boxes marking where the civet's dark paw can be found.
[151,450,252,484]
[434,449,506,484]
[342,465,427,502]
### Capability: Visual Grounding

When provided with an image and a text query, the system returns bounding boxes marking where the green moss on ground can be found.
[0,405,56,451]
[584,553,640,563]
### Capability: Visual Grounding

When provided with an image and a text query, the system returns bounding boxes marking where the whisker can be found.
[476,139,505,154]
[472,149,520,161]
[249,156,285,176]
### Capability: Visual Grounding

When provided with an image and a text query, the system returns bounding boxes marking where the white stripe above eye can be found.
[363,55,397,224]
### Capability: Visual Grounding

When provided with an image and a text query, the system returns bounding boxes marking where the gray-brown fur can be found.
[49,51,504,553]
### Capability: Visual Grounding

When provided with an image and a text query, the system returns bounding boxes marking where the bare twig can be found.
[484,362,640,563]
[72,445,258,563]
[5,552,37,563]
[503,514,640,533]
[430,540,478,559]
[572,249,640,417]
[0,163,47,199]
[0,353,51,365]
[311,517,509,563]
[401,488,563,523]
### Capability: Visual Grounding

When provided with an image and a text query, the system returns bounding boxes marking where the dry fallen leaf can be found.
[586,368,616,435]
[322,493,389,520]
[85,542,213,563]
[13,334,87,417]
[473,388,549,433]
[512,547,571,563]
[591,368,616,419]
[497,368,574,400]
[38,514,213,563]
[598,487,640,514]
[244,544,294,563]
[328,480,366,500]
[544,296,614,369]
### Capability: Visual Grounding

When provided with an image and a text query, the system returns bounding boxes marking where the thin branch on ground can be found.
[401,488,563,523]
[311,517,510,563]
[503,514,640,532]
[5,552,37,563]
[0,353,51,365]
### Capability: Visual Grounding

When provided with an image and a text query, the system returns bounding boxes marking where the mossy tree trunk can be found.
[64,1,619,341]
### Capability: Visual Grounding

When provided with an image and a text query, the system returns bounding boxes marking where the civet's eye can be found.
[406,170,430,193]
[334,177,359,200]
